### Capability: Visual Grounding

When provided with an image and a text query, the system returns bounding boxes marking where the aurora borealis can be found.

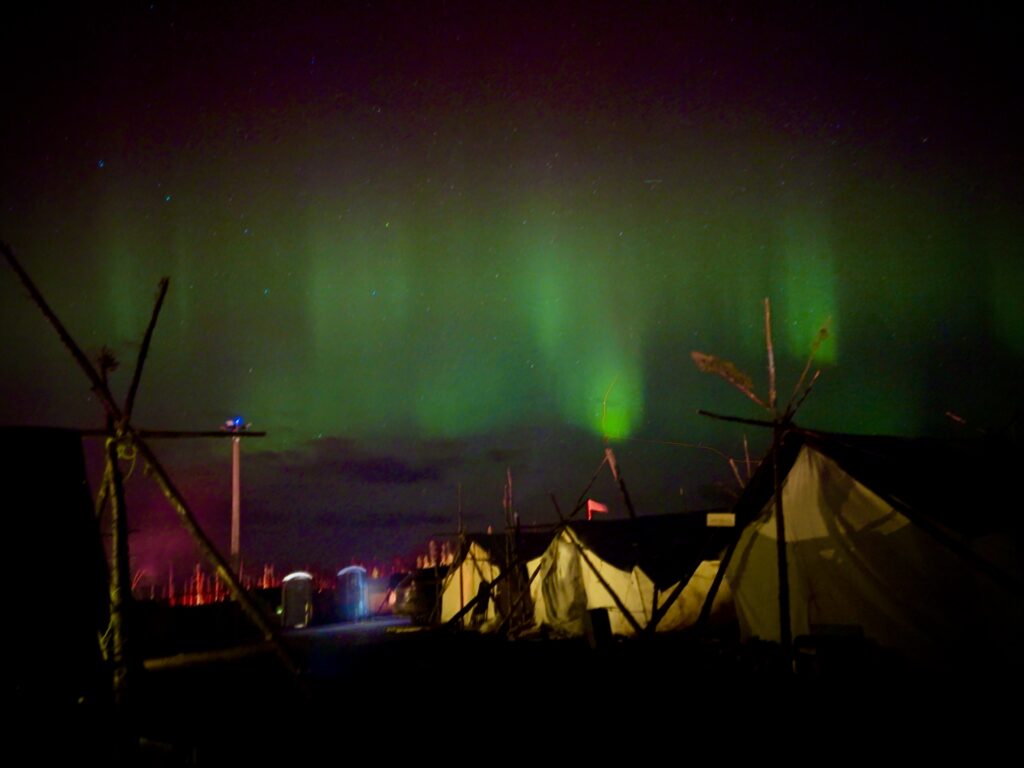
[2,2,1022,577]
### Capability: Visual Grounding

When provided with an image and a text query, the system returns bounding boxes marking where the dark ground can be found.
[16,609,1020,767]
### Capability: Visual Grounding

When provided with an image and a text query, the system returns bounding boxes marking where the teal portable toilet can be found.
[336,565,368,622]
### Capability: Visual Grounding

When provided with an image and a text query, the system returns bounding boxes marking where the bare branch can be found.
[786,320,829,417]
[691,351,768,410]
[790,368,822,415]
[727,457,744,490]
[98,346,119,381]
[601,376,619,442]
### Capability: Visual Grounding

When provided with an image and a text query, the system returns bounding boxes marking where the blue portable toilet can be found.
[336,565,369,622]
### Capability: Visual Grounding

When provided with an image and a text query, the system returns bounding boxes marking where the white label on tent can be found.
[706,512,735,528]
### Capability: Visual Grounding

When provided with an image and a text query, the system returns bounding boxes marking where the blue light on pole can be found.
[223,416,250,432]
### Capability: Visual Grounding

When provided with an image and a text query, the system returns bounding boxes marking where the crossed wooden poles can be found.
[1,242,300,712]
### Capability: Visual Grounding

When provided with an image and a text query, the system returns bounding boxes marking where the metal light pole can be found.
[222,416,251,574]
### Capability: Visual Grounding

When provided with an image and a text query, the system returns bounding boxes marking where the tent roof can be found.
[459,512,733,591]
[734,427,1023,538]
[461,529,556,567]
[563,512,734,590]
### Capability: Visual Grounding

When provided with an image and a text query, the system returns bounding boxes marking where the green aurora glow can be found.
[1,2,1021,569]
[6,153,1019,447]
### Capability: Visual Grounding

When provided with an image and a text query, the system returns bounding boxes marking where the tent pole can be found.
[605,447,638,519]
[695,531,740,632]
[448,555,521,628]
[105,436,133,704]
[764,297,791,663]
[647,578,686,636]
[648,528,733,636]
[103,432,141,762]
[458,484,465,616]
[772,424,792,660]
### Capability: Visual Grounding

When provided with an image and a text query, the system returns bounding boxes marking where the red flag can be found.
[587,498,610,520]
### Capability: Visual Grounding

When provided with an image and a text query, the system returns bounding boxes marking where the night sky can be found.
[2,2,1022,581]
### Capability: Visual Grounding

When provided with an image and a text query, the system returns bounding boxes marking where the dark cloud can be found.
[350,511,453,530]
[261,437,449,485]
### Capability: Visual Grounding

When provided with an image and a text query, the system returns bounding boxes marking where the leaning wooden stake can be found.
[124,277,168,422]
[695,533,740,630]
[604,446,638,519]
[600,380,638,519]
[138,437,298,673]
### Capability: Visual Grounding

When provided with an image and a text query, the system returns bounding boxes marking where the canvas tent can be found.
[724,428,1024,673]
[6,426,111,708]
[526,513,735,639]
[440,529,552,632]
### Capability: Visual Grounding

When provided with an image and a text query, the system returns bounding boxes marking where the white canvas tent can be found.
[526,513,734,639]
[724,429,1024,673]
[439,530,552,632]
[440,538,506,631]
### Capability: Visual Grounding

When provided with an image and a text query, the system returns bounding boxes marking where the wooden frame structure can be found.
[2,241,301,755]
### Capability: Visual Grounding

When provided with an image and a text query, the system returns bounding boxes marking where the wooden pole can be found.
[105,436,133,703]
[605,447,638,519]
[123,277,169,422]
[457,484,464,615]
[764,298,791,661]
[771,425,791,655]
[105,433,143,765]
[764,298,777,413]
[697,410,776,429]
[2,242,116,401]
